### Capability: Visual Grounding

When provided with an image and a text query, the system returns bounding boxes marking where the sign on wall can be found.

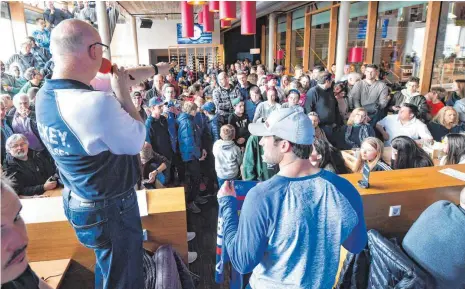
[357,19,389,39]
[177,23,212,44]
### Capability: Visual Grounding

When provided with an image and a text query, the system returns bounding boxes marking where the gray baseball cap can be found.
[248,107,315,145]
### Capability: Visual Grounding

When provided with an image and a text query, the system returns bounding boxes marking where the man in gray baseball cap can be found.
[217,107,368,289]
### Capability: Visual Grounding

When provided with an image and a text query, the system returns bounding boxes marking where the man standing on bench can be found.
[218,107,368,289]
[35,19,169,289]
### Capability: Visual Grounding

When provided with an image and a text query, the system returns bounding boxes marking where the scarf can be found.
[345,124,370,149]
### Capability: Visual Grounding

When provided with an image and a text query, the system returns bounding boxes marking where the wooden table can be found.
[24,188,188,270]
[30,259,71,289]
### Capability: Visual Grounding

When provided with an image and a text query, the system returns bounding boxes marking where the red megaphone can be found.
[99,58,112,74]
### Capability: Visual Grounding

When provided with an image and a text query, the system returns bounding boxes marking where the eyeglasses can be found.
[88,42,109,54]
[11,142,27,149]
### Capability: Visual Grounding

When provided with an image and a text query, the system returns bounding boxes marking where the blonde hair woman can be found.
[352,137,391,173]
[340,108,376,149]
[427,106,464,142]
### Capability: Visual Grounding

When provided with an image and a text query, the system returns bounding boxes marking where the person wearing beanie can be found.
[228,97,250,151]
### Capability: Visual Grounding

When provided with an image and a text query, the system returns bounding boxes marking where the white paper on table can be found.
[439,168,465,182]
[136,190,148,217]
[20,197,67,224]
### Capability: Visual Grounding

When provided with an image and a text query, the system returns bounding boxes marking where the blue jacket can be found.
[167,112,178,153]
[207,114,221,144]
[32,29,51,50]
[245,100,260,123]
[177,113,201,162]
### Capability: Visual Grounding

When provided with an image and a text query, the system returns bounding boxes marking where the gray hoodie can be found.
[212,139,242,179]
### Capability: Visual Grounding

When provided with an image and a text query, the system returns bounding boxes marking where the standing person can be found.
[202,102,220,143]
[245,86,262,122]
[253,87,282,123]
[218,108,367,288]
[213,124,242,188]
[35,19,168,289]
[236,71,252,100]
[5,41,41,73]
[305,71,341,141]
[349,64,390,126]
[146,74,165,101]
[177,102,208,213]
[261,74,285,102]
[228,98,250,151]
[213,72,240,120]
[18,68,43,95]
[9,65,28,89]
[131,91,147,122]
[78,1,97,23]
[32,18,51,51]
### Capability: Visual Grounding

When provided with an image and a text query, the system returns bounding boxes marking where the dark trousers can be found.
[200,153,217,193]
[185,159,201,203]
[63,189,144,289]
[171,152,185,185]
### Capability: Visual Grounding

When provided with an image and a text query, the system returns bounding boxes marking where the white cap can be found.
[248,107,315,145]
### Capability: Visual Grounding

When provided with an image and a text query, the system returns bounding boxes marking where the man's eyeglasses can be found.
[88,42,109,53]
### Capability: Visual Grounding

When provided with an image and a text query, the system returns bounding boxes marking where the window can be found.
[310,11,330,69]
[276,15,287,66]
[372,1,428,83]
[290,8,305,74]
[347,2,369,71]
[25,8,43,36]
[431,2,465,90]
[0,2,15,63]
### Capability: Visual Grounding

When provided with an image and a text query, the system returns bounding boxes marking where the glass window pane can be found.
[25,9,43,36]
[310,11,330,69]
[0,2,15,62]
[276,15,287,66]
[373,2,428,83]
[347,2,369,72]
[291,8,306,73]
[431,2,465,89]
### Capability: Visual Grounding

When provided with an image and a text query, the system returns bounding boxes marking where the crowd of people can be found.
[1,13,465,289]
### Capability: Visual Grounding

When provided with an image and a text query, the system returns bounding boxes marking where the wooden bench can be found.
[23,188,188,272]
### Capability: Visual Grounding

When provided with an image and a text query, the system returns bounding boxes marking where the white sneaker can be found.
[188,251,198,264]
[187,232,196,242]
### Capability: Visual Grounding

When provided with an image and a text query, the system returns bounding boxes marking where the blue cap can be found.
[148,97,164,107]
[202,102,216,113]
[287,89,300,96]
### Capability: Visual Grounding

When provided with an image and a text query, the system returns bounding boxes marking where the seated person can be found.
[140,145,169,189]
[1,99,14,165]
[339,108,376,150]
[342,137,392,173]
[310,139,349,174]
[424,87,446,120]
[17,68,43,96]
[376,103,433,146]
[427,106,464,142]
[212,124,242,188]
[1,176,53,289]
[26,87,39,108]
[388,76,428,120]
[391,136,434,170]
[439,133,465,165]
[3,134,57,196]
[402,187,465,288]
[308,112,328,142]
[10,94,45,152]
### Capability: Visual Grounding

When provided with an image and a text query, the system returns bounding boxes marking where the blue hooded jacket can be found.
[207,114,221,144]
[177,112,201,161]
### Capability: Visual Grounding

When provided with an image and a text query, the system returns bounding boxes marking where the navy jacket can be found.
[207,115,221,144]
[177,113,201,162]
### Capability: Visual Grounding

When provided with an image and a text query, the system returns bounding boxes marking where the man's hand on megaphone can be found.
[110,64,130,100]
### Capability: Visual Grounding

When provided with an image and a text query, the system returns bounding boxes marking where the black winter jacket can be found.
[336,230,434,289]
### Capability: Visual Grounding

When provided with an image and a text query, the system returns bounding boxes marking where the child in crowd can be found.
[308,112,328,142]
[228,97,250,151]
[425,87,446,119]
[202,102,221,143]
[343,137,392,173]
[245,86,262,122]
[213,124,242,188]
[177,101,208,213]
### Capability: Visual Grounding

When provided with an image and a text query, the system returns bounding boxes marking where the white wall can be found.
[136,20,221,64]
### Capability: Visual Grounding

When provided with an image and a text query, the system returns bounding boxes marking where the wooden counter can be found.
[340,164,465,237]
[24,188,188,270]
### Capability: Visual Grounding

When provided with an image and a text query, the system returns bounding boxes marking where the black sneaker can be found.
[194,195,208,205]
[187,202,201,213]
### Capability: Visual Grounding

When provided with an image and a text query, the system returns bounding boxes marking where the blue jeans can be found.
[63,189,144,289]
